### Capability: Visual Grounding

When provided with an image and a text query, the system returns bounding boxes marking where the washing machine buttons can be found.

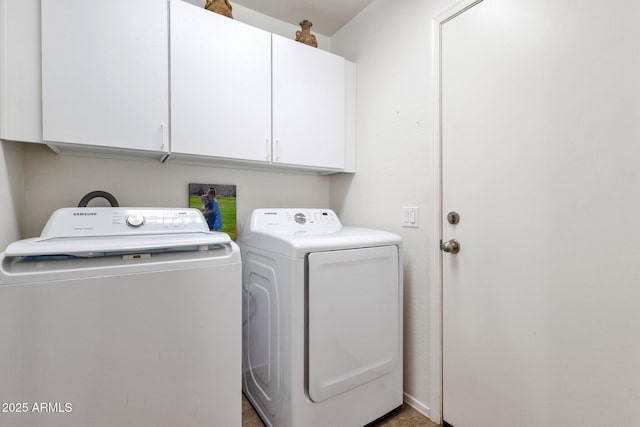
[294,213,306,224]
[126,213,145,228]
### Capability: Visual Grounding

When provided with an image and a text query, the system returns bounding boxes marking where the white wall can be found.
[0,140,23,249]
[330,0,457,418]
[21,144,330,238]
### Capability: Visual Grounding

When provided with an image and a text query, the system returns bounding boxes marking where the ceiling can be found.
[231,0,375,36]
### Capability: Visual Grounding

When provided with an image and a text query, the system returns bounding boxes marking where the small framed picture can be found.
[188,183,237,240]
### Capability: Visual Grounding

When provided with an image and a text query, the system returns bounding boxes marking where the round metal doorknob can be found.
[441,239,460,254]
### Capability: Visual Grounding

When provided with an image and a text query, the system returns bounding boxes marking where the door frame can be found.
[429,0,484,424]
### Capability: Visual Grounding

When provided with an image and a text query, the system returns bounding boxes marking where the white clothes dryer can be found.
[240,208,403,427]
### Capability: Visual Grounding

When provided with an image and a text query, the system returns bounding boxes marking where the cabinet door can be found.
[170,0,271,162]
[41,0,169,153]
[0,0,42,143]
[272,35,345,170]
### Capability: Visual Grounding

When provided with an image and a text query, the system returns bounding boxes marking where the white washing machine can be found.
[0,207,241,427]
[240,208,403,427]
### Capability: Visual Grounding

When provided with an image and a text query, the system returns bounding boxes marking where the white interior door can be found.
[441,1,640,426]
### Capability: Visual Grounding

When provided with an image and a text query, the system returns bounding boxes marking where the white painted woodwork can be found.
[272,34,345,170]
[441,0,640,426]
[170,0,271,162]
[344,60,357,173]
[41,0,169,153]
[0,0,42,143]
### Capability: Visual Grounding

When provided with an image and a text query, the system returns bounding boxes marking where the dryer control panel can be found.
[248,209,342,234]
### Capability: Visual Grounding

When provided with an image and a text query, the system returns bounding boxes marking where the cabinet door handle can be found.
[275,139,280,162]
[161,123,166,150]
[265,138,271,161]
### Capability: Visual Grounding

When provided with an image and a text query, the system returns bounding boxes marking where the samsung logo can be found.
[73,212,97,216]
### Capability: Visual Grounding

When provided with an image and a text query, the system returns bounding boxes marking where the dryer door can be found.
[307,245,399,403]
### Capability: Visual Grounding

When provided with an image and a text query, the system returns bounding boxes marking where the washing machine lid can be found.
[4,207,231,258]
[241,209,401,258]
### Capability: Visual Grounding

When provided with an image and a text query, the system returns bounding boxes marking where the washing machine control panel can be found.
[249,209,342,233]
[40,208,210,238]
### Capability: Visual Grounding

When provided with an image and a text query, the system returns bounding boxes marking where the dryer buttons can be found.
[294,213,306,224]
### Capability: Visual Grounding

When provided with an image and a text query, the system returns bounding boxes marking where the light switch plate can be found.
[402,207,419,228]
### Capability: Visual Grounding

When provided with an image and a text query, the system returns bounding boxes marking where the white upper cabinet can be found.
[272,34,346,170]
[170,1,272,163]
[6,0,353,172]
[0,0,42,143]
[41,0,170,154]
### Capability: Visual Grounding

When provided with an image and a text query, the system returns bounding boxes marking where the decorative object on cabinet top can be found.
[204,0,233,19]
[295,20,318,48]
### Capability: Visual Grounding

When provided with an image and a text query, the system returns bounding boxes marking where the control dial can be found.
[126,213,145,228]
[294,213,306,224]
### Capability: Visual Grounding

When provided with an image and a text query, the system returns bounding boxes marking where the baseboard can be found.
[403,392,432,420]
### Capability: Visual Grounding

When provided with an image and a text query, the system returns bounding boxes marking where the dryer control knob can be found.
[126,213,145,228]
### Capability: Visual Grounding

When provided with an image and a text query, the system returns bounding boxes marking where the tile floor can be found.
[242,394,440,427]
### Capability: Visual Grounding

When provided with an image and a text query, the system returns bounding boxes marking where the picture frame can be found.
[188,183,237,240]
